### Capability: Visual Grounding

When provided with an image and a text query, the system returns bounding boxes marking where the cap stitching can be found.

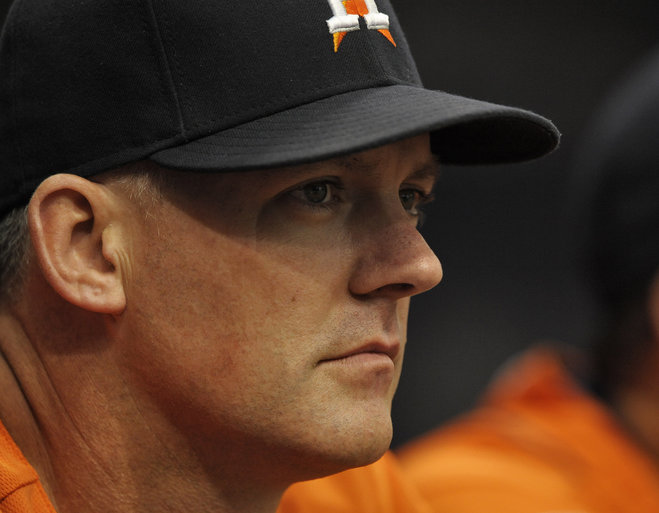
[145,0,188,139]
[136,0,173,124]
[360,14,395,82]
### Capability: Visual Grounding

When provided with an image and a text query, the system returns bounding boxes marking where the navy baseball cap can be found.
[0,0,560,215]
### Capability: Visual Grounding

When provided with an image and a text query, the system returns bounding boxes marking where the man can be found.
[0,1,558,512]
[398,48,659,513]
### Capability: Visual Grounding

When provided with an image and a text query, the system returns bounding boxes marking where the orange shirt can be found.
[0,421,55,513]
[398,346,659,513]
[278,451,432,513]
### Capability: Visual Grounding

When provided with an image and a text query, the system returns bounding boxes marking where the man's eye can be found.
[399,188,434,225]
[288,180,341,208]
[400,188,430,213]
[301,182,331,204]
[399,189,418,212]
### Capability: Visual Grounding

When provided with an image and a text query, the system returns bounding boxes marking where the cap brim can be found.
[151,85,559,171]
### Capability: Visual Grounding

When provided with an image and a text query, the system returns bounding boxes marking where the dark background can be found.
[2,1,658,448]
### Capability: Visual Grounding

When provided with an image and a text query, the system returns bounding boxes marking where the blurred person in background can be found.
[397,48,659,513]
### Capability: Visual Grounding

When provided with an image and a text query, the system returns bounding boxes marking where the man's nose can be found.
[348,218,443,300]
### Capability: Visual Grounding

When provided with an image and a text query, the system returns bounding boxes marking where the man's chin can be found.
[268,401,394,481]
[307,419,393,477]
[295,445,390,483]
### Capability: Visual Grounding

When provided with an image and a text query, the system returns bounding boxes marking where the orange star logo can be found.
[326,0,396,52]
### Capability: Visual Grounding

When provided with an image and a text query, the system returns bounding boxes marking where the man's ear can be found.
[28,174,127,315]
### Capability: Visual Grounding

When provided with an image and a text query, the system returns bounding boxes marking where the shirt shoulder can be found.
[278,451,431,513]
[0,420,56,513]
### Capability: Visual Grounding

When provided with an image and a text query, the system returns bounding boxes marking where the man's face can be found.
[117,134,442,483]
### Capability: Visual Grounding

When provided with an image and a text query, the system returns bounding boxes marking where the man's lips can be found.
[318,340,401,364]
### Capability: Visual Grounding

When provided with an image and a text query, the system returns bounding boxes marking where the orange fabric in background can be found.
[278,451,431,513]
[398,346,659,513]
[0,421,56,513]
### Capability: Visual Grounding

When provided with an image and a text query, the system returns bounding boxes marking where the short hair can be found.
[0,205,30,305]
[95,160,166,210]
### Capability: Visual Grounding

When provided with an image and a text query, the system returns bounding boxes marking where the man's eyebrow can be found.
[332,154,376,174]
[408,156,441,186]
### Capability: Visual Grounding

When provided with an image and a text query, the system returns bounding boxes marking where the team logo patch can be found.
[326,0,396,52]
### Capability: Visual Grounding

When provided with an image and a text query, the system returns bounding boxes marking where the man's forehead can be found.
[331,150,440,185]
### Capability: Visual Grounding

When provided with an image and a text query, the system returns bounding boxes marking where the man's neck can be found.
[0,310,60,506]
[0,309,285,513]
